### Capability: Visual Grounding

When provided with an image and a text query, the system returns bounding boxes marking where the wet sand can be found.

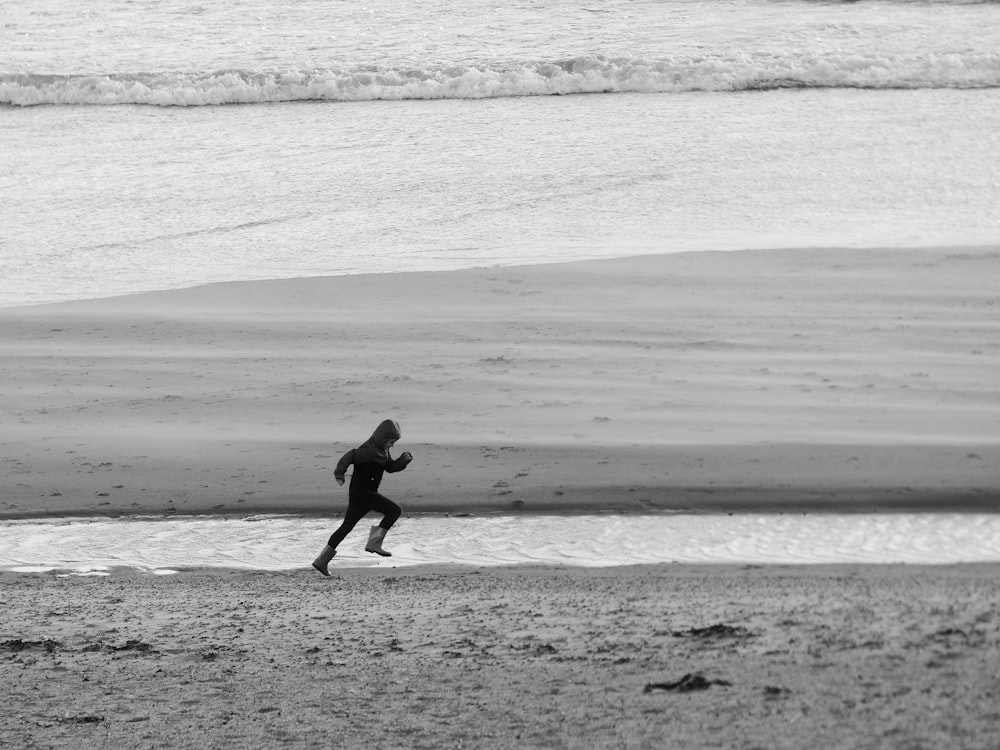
[1,247,998,520]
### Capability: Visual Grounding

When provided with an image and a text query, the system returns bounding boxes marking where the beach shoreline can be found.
[2,247,998,746]
[6,0,1000,743]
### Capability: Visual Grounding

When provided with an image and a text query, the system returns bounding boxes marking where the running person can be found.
[312,419,413,575]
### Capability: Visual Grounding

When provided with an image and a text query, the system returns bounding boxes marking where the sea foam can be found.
[4,52,1000,107]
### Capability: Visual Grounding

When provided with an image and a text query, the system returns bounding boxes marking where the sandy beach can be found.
[6,0,1000,743]
[1,247,998,519]
[2,564,999,749]
[2,248,999,748]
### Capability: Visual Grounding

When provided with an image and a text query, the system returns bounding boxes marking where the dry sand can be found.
[2,248,999,748]
[2,564,999,749]
[1,247,998,518]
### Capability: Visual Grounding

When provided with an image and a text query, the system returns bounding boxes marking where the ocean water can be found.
[2,0,1000,306]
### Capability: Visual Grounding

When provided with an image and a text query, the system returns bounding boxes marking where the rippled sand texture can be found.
[1,248,998,520]
[2,565,998,749]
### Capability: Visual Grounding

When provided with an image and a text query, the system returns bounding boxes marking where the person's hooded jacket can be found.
[334,419,411,498]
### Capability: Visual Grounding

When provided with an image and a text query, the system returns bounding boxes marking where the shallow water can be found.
[2,513,998,575]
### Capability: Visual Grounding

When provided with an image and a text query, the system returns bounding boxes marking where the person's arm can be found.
[385,451,413,473]
[333,449,356,485]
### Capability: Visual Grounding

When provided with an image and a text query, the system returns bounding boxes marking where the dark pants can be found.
[327,492,401,549]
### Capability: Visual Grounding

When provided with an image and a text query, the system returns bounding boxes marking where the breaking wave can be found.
[4,52,1000,106]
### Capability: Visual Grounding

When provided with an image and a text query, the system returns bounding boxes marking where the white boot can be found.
[312,544,336,576]
[365,525,392,557]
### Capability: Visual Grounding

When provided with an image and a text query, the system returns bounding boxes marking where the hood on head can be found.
[370,419,401,447]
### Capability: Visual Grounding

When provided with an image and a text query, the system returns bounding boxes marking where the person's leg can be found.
[313,501,368,576]
[327,500,370,548]
[314,500,372,575]
[312,544,336,576]
[366,493,402,530]
[365,493,401,556]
